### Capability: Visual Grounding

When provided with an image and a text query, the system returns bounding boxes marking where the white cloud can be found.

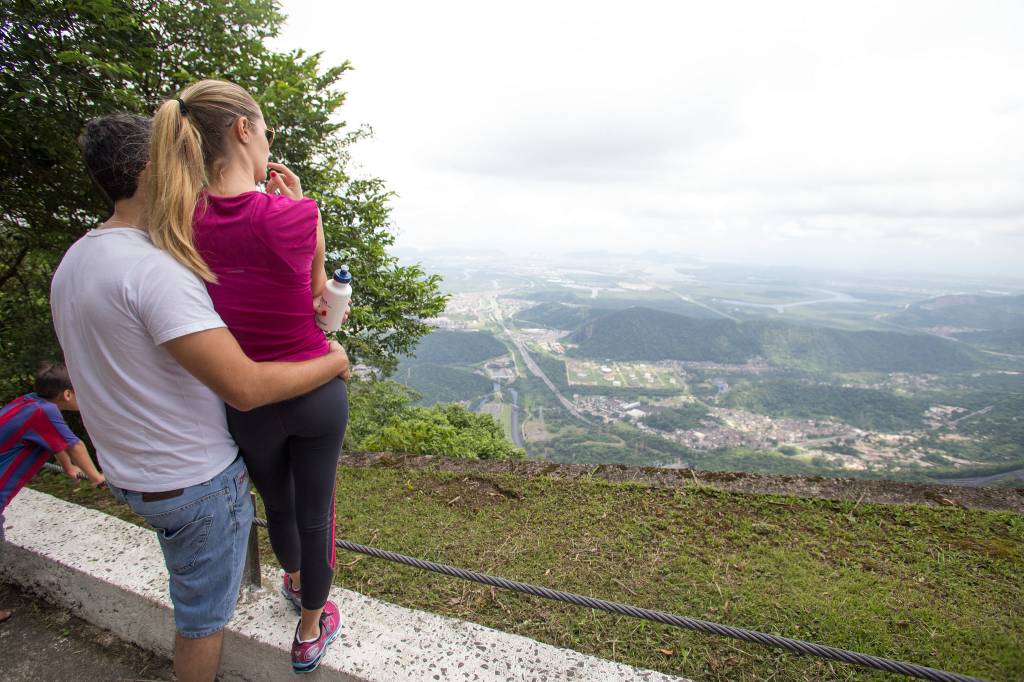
[272,0,1024,276]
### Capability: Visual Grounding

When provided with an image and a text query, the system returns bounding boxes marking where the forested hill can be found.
[569,307,759,363]
[406,329,507,365]
[514,301,605,330]
[889,293,1024,330]
[396,330,508,405]
[563,306,983,372]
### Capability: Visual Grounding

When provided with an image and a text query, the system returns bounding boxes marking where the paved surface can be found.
[0,583,173,681]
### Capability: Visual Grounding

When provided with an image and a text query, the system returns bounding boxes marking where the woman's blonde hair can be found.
[148,79,262,282]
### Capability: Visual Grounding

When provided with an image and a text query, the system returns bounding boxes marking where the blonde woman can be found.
[148,79,348,674]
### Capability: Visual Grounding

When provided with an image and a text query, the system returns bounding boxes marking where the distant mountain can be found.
[396,330,506,405]
[890,294,1024,331]
[395,362,493,405]
[407,330,507,365]
[953,328,1024,355]
[518,294,720,318]
[521,290,581,304]
[514,302,605,330]
[749,320,980,373]
[569,307,759,363]
[566,307,981,373]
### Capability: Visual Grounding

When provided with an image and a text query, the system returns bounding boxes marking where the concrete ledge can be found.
[1,488,686,681]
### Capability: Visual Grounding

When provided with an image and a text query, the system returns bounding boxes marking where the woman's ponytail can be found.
[146,80,262,282]
[147,97,215,282]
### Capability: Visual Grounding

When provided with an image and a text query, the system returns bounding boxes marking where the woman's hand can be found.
[313,298,351,324]
[328,340,352,382]
[266,162,303,199]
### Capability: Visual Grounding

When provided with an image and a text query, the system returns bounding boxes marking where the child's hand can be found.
[87,473,106,488]
[63,464,84,481]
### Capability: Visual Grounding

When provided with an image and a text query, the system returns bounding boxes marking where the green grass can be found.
[30,467,1023,682]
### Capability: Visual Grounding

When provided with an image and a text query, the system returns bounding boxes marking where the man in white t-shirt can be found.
[51,113,350,682]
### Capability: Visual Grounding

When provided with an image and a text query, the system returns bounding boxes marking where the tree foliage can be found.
[644,404,716,432]
[721,379,929,431]
[0,0,446,400]
[346,379,524,460]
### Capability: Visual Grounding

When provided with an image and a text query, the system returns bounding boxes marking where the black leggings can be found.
[227,377,348,610]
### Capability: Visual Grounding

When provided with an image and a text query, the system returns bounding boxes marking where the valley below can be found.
[396,254,1024,487]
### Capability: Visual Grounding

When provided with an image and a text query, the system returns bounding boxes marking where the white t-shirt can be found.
[51,227,237,492]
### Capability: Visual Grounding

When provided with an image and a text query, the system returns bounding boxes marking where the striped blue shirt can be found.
[0,393,79,513]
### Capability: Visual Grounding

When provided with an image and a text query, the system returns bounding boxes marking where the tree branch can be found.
[0,244,31,291]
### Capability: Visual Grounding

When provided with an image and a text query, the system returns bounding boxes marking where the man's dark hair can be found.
[78,113,152,204]
[34,362,73,400]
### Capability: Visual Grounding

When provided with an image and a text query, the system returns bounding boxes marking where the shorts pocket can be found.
[152,514,214,574]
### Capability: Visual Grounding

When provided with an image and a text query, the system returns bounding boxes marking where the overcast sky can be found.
[272,0,1024,277]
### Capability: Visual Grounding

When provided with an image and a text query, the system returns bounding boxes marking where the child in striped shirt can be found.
[0,362,104,624]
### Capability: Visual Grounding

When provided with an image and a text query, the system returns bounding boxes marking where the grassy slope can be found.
[31,468,1022,682]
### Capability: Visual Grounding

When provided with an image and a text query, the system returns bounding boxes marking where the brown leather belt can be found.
[141,489,184,502]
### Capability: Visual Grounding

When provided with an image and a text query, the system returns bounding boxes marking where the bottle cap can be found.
[333,266,352,284]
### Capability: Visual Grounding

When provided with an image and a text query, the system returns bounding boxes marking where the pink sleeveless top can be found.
[193,192,329,362]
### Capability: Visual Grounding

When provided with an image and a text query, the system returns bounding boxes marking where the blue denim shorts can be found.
[108,457,253,638]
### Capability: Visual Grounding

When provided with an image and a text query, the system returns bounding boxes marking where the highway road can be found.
[490,298,593,425]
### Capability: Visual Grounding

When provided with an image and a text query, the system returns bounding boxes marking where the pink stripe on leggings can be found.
[329,481,337,569]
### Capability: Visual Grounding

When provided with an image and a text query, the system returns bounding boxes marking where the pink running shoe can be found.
[281,573,302,612]
[291,600,342,674]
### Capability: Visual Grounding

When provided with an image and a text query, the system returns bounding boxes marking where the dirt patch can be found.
[415,475,524,511]
[0,583,173,681]
[349,452,1024,515]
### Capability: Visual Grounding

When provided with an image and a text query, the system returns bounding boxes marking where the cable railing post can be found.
[242,491,262,588]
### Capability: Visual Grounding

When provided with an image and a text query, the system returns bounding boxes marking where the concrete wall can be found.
[1,488,685,681]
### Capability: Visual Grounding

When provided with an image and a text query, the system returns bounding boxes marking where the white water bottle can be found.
[316,266,353,332]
